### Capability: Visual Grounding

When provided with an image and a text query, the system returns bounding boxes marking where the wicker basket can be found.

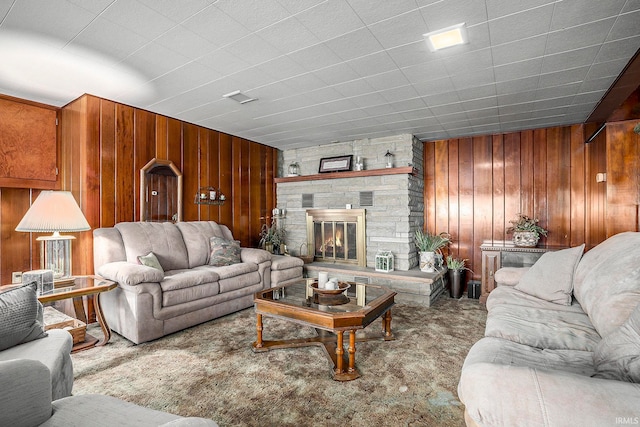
[299,243,314,264]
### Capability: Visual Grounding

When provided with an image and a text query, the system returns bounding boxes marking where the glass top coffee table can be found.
[252,278,396,381]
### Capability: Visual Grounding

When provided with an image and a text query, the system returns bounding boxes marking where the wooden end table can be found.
[252,279,396,381]
[37,275,117,352]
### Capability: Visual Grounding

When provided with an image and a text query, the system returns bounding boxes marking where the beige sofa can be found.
[458,232,640,426]
[93,221,272,344]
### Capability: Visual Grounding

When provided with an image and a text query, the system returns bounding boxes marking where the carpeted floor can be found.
[71,296,486,427]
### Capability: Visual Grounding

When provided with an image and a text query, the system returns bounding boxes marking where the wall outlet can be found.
[12,271,22,284]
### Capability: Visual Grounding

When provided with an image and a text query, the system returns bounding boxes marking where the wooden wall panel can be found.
[0,188,33,284]
[422,123,634,283]
[182,123,200,221]
[100,99,117,227]
[115,104,135,223]
[218,133,233,226]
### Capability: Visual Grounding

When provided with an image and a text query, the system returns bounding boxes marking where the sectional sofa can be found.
[94,221,272,344]
[458,232,640,426]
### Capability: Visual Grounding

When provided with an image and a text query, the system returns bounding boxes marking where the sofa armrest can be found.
[494,267,530,287]
[0,359,52,426]
[240,248,272,265]
[459,362,640,427]
[97,261,164,286]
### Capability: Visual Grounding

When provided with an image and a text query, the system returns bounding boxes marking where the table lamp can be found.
[15,191,90,282]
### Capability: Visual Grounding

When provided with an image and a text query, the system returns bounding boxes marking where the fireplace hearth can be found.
[306,209,366,266]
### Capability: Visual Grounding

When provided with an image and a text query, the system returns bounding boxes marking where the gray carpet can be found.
[71,296,486,427]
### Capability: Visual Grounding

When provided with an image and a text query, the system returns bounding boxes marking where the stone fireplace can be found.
[306,208,366,266]
[276,134,424,271]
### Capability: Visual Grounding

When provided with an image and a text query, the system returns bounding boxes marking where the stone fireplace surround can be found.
[276,134,424,272]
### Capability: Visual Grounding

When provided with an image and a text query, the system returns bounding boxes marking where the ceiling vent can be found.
[302,194,314,208]
[359,191,373,207]
[222,90,257,104]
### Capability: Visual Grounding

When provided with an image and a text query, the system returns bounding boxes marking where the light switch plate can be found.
[12,271,22,284]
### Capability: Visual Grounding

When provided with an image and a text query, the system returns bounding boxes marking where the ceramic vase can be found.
[512,231,539,247]
[419,251,436,272]
[448,269,465,299]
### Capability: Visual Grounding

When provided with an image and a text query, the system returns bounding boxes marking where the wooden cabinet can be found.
[479,242,567,304]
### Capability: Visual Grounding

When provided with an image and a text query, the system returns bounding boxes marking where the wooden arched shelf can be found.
[140,158,183,222]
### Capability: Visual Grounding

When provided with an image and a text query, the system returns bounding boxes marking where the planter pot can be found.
[419,251,436,273]
[448,269,466,299]
[264,242,274,253]
[512,231,539,247]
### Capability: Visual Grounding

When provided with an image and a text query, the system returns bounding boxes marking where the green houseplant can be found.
[414,230,450,272]
[446,256,473,299]
[506,213,548,247]
[259,222,285,254]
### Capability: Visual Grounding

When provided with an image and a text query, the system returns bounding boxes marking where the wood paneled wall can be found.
[424,124,615,281]
[0,94,277,283]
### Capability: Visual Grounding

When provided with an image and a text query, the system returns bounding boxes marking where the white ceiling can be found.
[1,0,639,150]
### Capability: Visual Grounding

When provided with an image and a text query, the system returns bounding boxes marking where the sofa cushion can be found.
[160,269,220,292]
[485,304,601,351]
[206,263,258,280]
[209,237,242,266]
[137,252,164,273]
[115,222,189,271]
[514,244,584,305]
[97,261,165,286]
[463,337,595,377]
[573,232,640,337]
[176,221,230,268]
[593,303,640,382]
[0,283,48,351]
[486,285,584,314]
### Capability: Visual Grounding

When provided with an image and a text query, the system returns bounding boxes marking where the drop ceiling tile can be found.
[67,0,117,14]
[535,83,581,100]
[594,36,640,63]
[466,107,499,120]
[68,17,149,61]
[420,0,488,29]
[150,61,220,98]
[550,0,626,31]
[580,76,617,93]
[491,35,547,66]
[488,4,554,45]
[572,90,607,105]
[499,102,536,115]
[348,51,398,78]
[430,103,465,115]
[401,60,449,84]
[450,67,495,90]
[545,18,616,55]
[534,96,574,110]
[325,28,385,62]
[584,58,628,80]
[495,76,539,95]
[346,0,420,25]
[276,0,326,15]
[379,84,421,103]
[486,0,557,20]
[258,17,320,55]
[457,84,497,101]
[389,98,428,112]
[497,90,536,106]
[196,48,252,76]
[463,97,498,112]
[365,69,411,91]
[438,112,470,124]
[538,66,589,88]
[296,0,365,42]
[258,56,308,81]
[101,1,176,39]
[123,42,193,80]
[350,92,389,108]
[368,9,427,49]
[402,108,436,121]
[540,45,600,74]
[137,0,214,23]
[332,79,376,97]
[215,0,290,32]
[282,73,327,93]
[386,41,432,68]
[154,26,218,61]
[2,0,97,43]
[315,62,360,86]
[415,78,457,98]
[287,43,343,72]
[226,34,286,67]
[444,48,494,75]
[494,58,543,82]
[182,7,250,48]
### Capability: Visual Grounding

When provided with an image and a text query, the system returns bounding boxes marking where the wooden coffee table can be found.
[252,279,396,381]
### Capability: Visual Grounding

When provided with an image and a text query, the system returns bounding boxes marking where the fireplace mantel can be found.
[274,166,416,183]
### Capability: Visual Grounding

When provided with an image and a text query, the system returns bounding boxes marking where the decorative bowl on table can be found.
[310,281,350,305]
[310,281,350,294]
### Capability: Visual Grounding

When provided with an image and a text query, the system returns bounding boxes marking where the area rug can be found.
[71,297,486,427]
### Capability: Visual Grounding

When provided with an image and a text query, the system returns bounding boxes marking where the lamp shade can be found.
[15,191,90,233]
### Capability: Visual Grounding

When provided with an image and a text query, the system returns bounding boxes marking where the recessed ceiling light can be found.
[222,90,257,104]
[423,23,468,52]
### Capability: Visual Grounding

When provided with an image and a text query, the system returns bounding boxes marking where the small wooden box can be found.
[45,319,86,344]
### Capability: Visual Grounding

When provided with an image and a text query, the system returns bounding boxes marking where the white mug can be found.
[318,272,328,289]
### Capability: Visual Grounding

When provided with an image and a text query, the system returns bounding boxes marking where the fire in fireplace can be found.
[306,209,366,266]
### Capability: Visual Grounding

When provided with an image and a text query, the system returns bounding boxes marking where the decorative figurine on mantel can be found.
[384,150,394,168]
[287,162,300,177]
[506,213,548,247]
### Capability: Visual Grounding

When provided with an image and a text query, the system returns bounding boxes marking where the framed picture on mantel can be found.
[318,155,353,173]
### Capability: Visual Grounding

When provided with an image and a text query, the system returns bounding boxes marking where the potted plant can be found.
[446,256,473,299]
[506,213,548,247]
[259,222,285,254]
[414,229,450,272]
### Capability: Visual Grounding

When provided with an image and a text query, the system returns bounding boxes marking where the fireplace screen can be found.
[306,209,366,266]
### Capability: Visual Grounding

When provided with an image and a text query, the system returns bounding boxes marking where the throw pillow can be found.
[593,303,640,382]
[137,252,164,273]
[514,244,585,305]
[0,282,48,351]
[209,237,242,266]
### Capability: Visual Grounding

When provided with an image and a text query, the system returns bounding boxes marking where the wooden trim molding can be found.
[274,166,416,183]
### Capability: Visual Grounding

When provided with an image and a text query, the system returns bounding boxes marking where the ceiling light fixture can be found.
[423,23,468,51]
[222,90,257,104]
